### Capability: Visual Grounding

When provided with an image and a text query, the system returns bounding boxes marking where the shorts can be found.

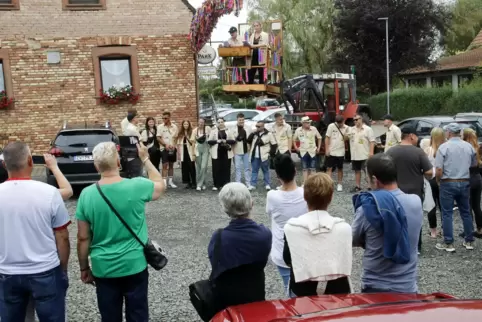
[352,160,367,171]
[301,153,317,170]
[161,148,177,164]
[325,156,344,170]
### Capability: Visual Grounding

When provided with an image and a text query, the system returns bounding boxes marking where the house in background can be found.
[0,0,196,153]
[400,29,482,91]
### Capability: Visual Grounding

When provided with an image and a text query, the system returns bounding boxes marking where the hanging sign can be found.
[197,45,217,65]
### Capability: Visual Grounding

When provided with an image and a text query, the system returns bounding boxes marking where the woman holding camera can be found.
[208,118,236,191]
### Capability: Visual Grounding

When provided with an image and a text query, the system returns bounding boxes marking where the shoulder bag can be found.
[95,183,168,271]
[189,229,223,322]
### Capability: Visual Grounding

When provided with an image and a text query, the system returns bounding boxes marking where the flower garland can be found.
[189,0,244,52]
[0,90,13,109]
[99,85,140,105]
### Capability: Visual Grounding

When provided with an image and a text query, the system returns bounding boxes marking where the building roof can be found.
[401,29,482,76]
[468,29,482,50]
[181,0,195,14]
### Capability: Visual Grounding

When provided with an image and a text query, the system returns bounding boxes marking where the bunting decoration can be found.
[189,0,244,52]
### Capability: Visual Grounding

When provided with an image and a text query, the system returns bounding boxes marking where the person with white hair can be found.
[76,141,165,321]
[0,141,71,322]
[207,182,272,319]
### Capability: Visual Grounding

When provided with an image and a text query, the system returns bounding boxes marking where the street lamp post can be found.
[378,17,390,115]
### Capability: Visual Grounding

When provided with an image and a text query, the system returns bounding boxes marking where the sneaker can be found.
[337,184,343,192]
[212,187,218,191]
[168,180,177,189]
[453,206,459,211]
[265,185,271,191]
[435,243,455,252]
[196,187,202,191]
[248,185,256,191]
[202,185,206,190]
[463,241,474,250]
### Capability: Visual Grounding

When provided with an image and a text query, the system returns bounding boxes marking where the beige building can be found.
[400,29,482,91]
[0,0,196,153]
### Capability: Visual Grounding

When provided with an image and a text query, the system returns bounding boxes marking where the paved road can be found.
[27,158,482,322]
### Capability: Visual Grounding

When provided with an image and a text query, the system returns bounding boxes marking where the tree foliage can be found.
[247,0,335,77]
[331,0,449,94]
[445,0,482,55]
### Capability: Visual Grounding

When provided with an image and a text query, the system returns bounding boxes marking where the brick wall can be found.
[0,0,197,154]
[0,35,197,154]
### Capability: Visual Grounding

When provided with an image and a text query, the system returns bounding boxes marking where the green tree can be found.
[247,0,335,77]
[445,0,482,55]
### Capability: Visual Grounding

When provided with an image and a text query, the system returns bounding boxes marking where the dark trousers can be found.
[181,160,197,187]
[149,150,161,170]
[212,152,231,189]
[470,177,482,229]
[427,178,441,229]
[94,269,149,322]
[0,266,68,322]
[248,67,264,84]
[126,158,143,178]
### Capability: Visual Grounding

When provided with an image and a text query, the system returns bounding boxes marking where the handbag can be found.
[95,183,168,271]
[189,229,223,322]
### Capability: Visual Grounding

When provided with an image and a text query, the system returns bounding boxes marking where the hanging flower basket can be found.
[0,91,14,109]
[99,85,140,105]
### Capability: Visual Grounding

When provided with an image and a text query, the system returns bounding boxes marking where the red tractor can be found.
[281,73,372,162]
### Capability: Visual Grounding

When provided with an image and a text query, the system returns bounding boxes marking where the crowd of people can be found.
[0,107,481,321]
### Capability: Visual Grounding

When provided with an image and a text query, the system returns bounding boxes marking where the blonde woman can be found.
[248,21,269,84]
[463,128,482,238]
[423,127,445,238]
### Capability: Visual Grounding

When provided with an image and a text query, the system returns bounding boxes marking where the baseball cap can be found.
[301,116,312,123]
[229,27,237,34]
[401,126,417,135]
[443,122,462,133]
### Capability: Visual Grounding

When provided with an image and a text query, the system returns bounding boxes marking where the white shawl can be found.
[284,210,352,283]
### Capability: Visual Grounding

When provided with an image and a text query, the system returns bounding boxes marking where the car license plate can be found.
[74,155,93,161]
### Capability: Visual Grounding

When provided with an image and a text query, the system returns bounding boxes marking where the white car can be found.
[216,109,261,129]
[245,108,290,131]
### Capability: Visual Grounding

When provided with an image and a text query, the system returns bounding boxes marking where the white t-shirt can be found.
[123,122,141,138]
[0,180,71,274]
[266,187,308,268]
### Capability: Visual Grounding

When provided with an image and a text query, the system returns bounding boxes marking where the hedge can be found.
[367,86,482,120]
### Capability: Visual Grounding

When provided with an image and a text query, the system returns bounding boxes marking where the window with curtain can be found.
[99,58,132,91]
[0,62,5,92]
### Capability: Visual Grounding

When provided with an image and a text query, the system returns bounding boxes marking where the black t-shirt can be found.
[386,145,433,199]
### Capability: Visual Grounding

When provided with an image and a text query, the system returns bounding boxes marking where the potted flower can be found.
[0,90,13,109]
[99,85,140,105]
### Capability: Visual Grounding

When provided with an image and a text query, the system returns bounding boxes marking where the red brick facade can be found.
[0,0,197,154]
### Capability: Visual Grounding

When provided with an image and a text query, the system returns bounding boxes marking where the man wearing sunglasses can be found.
[346,113,376,192]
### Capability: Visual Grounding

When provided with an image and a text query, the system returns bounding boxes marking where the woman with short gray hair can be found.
[204,182,272,320]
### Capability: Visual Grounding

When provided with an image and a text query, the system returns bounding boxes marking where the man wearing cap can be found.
[386,125,433,253]
[435,123,476,252]
[382,115,401,152]
[293,116,322,185]
[224,26,247,83]
[325,115,348,192]
[346,113,376,192]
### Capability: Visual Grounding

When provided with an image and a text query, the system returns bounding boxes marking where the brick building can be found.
[0,0,197,154]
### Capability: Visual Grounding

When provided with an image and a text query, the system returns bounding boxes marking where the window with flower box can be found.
[0,49,14,108]
[0,0,19,11]
[92,47,141,105]
[62,0,105,11]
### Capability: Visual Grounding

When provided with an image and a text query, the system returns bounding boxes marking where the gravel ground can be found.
[32,158,482,321]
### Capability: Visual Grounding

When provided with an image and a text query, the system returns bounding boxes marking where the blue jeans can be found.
[301,153,317,170]
[0,265,68,322]
[234,153,251,184]
[440,181,474,244]
[251,157,270,187]
[94,268,149,322]
[276,266,290,296]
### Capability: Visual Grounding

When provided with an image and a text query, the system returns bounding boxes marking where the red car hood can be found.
[212,293,482,322]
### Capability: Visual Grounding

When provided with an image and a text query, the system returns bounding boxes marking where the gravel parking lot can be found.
[32,149,482,321]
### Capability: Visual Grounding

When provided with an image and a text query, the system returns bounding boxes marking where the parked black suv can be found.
[46,122,126,187]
